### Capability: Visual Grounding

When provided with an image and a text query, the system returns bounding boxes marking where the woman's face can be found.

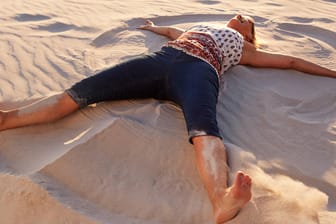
[227,15,254,41]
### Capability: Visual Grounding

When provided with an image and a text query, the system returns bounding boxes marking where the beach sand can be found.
[0,0,335,223]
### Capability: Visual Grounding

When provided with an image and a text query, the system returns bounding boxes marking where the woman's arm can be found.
[137,20,184,40]
[240,41,336,78]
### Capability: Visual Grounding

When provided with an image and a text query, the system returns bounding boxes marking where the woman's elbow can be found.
[167,28,184,40]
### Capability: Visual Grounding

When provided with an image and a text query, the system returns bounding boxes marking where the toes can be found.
[235,171,249,182]
[242,175,252,188]
[243,175,252,184]
[246,176,252,186]
[234,172,252,190]
[234,171,245,186]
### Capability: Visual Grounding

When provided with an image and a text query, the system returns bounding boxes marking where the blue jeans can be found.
[66,47,221,143]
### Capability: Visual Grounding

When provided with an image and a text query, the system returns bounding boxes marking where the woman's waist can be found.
[166,36,223,76]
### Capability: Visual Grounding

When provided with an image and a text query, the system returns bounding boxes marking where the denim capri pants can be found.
[66,46,221,143]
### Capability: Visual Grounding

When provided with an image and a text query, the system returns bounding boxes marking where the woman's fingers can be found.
[137,20,154,30]
[145,20,154,26]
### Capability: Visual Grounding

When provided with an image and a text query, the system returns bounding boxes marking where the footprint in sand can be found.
[34,22,99,33]
[13,13,51,22]
[288,16,334,24]
[37,22,78,33]
[14,13,98,33]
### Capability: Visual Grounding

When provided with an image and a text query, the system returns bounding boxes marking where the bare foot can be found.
[214,171,252,224]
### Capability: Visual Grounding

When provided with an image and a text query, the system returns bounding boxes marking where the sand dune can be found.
[1,0,336,223]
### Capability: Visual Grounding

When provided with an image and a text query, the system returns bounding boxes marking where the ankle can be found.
[212,189,230,210]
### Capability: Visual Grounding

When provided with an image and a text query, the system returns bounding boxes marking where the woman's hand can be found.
[137,20,155,31]
[137,20,184,40]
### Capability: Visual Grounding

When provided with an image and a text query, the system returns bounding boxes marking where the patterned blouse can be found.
[166,24,244,78]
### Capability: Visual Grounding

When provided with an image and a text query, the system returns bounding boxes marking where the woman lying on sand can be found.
[1,15,335,223]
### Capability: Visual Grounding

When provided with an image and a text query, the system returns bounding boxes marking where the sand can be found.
[0,0,336,223]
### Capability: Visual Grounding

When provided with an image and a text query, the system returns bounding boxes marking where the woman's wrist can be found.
[148,25,156,31]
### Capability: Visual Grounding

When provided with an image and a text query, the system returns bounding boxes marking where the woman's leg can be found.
[192,136,252,224]
[0,49,170,132]
[166,56,252,223]
[0,92,79,131]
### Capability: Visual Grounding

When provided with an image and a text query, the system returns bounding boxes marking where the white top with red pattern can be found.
[167,24,244,78]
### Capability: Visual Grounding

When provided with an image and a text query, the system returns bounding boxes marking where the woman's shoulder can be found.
[185,23,210,32]
[186,23,241,36]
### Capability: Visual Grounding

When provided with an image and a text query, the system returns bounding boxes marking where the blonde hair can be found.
[246,16,259,48]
